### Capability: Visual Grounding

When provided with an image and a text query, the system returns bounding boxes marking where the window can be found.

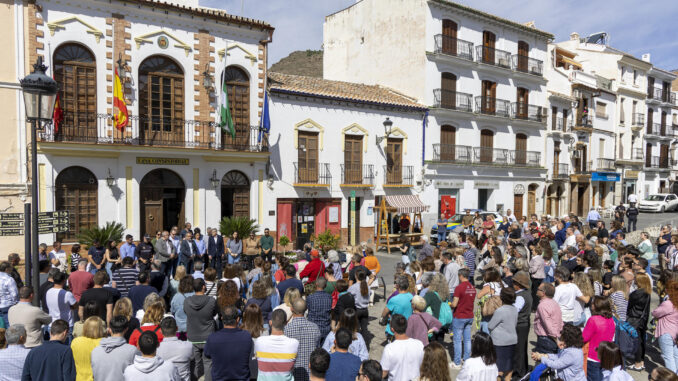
[551,106,558,130]
[298,131,319,182]
[647,108,654,133]
[138,56,184,144]
[480,80,497,114]
[515,133,527,164]
[55,166,98,241]
[222,66,251,148]
[633,69,638,85]
[595,102,607,118]
[481,31,496,64]
[619,98,625,124]
[53,43,97,141]
[648,77,655,98]
[599,138,605,159]
[440,125,456,161]
[620,66,626,83]
[344,135,363,183]
[386,138,403,183]
[479,129,493,163]
[441,19,457,55]
[440,72,457,108]
[517,41,529,71]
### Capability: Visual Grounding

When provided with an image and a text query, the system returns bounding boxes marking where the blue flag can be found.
[258,91,270,143]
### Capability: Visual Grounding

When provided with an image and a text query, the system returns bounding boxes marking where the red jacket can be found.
[299,258,325,282]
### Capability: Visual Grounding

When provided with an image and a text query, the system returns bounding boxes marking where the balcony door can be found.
[344,135,363,184]
[515,133,527,164]
[662,111,667,136]
[517,41,529,71]
[647,108,654,133]
[440,125,456,161]
[441,19,457,55]
[55,166,98,242]
[53,43,97,142]
[138,56,184,145]
[386,138,403,184]
[480,129,493,163]
[482,31,496,63]
[516,87,529,118]
[222,66,251,149]
[645,143,652,167]
[441,72,457,109]
[661,144,669,167]
[553,142,561,175]
[481,80,497,114]
[648,76,655,98]
[298,131,319,183]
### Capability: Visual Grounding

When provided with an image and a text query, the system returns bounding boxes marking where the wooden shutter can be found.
[57,63,97,140]
[551,106,558,130]
[647,108,654,133]
[344,135,363,183]
[662,111,668,135]
[55,168,98,242]
[515,134,527,164]
[648,77,655,98]
[646,143,652,167]
[517,41,529,71]
[441,19,457,55]
[661,144,669,167]
[440,125,456,161]
[480,130,493,162]
[141,72,184,144]
[517,88,529,118]
[386,138,402,183]
[298,131,319,182]
[482,31,495,63]
[441,73,457,109]
[223,79,251,149]
[481,81,496,114]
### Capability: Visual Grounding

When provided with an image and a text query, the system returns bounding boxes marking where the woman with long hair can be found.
[607,275,629,321]
[476,268,502,333]
[348,269,372,345]
[456,332,498,381]
[272,287,301,322]
[588,269,604,296]
[217,279,245,322]
[170,265,187,296]
[246,279,273,329]
[532,323,585,380]
[221,263,244,292]
[332,279,356,328]
[597,341,633,380]
[242,303,264,339]
[582,296,616,381]
[652,279,678,373]
[112,297,139,341]
[70,243,83,273]
[105,239,121,276]
[273,255,289,283]
[170,275,194,339]
[71,316,105,381]
[627,273,651,371]
[128,301,165,346]
[321,308,368,361]
[488,287,518,381]
[72,301,101,338]
[573,272,594,326]
[204,268,218,298]
[415,342,451,381]
[226,231,242,265]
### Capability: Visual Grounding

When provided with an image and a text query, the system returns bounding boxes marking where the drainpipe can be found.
[422,111,428,167]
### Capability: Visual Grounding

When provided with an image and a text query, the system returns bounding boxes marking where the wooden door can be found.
[480,130,493,163]
[647,108,654,133]
[661,144,669,167]
[298,131,319,182]
[648,76,655,98]
[662,111,667,136]
[441,19,457,55]
[551,106,558,130]
[141,188,163,237]
[141,73,184,144]
[481,81,497,114]
[344,135,363,183]
[563,109,569,130]
[482,31,495,63]
[517,87,529,118]
[553,142,561,175]
[513,194,524,220]
[441,72,457,108]
[517,41,529,71]
[440,125,456,161]
[386,138,402,183]
[515,134,527,164]
[527,185,537,216]
[645,143,652,167]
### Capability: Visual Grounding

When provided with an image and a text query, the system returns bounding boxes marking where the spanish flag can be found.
[113,68,128,131]
[52,84,63,133]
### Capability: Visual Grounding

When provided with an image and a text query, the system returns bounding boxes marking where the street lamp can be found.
[106,169,116,187]
[376,117,394,144]
[210,169,220,188]
[202,64,214,91]
[20,57,57,306]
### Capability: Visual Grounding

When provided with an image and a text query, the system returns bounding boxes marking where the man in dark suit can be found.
[154,230,176,277]
[207,228,225,278]
[179,231,199,274]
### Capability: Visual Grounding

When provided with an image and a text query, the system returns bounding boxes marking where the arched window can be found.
[221,171,250,218]
[138,55,184,145]
[222,66,251,149]
[53,43,97,141]
[440,72,457,109]
[55,166,98,241]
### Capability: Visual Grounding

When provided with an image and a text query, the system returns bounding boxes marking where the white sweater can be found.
[456,357,499,381]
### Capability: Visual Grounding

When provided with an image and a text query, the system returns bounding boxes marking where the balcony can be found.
[432,144,472,163]
[511,55,543,76]
[433,34,474,61]
[431,145,541,167]
[512,150,541,166]
[552,117,572,132]
[646,123,661,136]
[574,114,593,128]
[383,165,414,187]
[39,112,269,152]
[616,148,644,165]
[645,156,670,170]
[432,89,473,112]
[474,96,511,118]
[511,102,545,122]
[596,158,615,171]
[573,160,590,174]
[475,46,512,69]
[631,113,644,127]
[340,164,375,187]
[554,163,569,179]
[293,162,331,186]
[648,87,663,101]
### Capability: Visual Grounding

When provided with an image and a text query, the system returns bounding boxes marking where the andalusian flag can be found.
[52,80,63,133]
[219,70,235,138]
[113,68,128,131]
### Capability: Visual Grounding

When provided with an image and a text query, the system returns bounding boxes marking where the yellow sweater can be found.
[71,337,101,381]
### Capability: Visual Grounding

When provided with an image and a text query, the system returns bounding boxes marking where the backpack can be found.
[613,317,639,361]
[436,294,454,327]
[407,245,417,263]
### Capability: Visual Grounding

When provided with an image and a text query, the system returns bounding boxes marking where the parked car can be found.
[638,193,678,213]
[430,210,504,244]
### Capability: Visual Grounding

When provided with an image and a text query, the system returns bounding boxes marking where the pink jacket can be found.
[652,299,678,339]
[582,315,615,362]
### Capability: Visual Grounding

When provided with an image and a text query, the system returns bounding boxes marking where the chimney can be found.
[642,53,651,63]
[570,32,580,41]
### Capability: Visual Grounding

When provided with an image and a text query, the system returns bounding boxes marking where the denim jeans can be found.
[452,318,472,365]
[437,231,447,244]
[480,320,489,334]
[659,334,678,373]
[227,254,240,265]
[587,360,602,381]
[0,306,9,328]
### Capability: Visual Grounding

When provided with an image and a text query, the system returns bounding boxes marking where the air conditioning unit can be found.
[572,151,581,159]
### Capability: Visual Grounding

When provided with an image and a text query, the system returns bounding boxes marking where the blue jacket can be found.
[22,340,76,381]
[207,235,225,258]
[555,228,567,248]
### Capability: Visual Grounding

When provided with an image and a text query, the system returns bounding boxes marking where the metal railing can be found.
[340,164,375,186]
[474,96,511,117]
[630,148,644,160]
[433,89,473,112]
[475,46,512,68]
[39,112,269,152]
[631,113,644,127]
[576,114,592,127]
[648,87,663,100]
[473,147,510,164]
[511,55,543,76]
[432,145,540,166]
[383,165,414,185]
[512,150,541,166]
[432,144,472,163]
[554,163,569,178]
[647,123,661,136]
[646,156,660,168]
[511,102,545,122]
[552,117,572,132]
[294,162,331,185]
[573,160,589,173]
[597,158,615,170]
[433,34,474,61]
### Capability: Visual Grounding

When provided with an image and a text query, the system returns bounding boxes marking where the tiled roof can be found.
[121,0,274,30]
[268,72,427,110]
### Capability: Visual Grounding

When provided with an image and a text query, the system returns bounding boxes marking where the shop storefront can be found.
[591,172,620,208]
[623,170,639,203]
[276,198,342,248]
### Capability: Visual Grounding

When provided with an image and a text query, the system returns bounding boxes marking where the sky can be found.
[201,0,678,71]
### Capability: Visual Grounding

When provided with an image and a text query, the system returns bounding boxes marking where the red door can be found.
[276,202,293,246]
[315,201,341,237]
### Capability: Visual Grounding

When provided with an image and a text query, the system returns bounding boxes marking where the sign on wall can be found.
[136,157,189,165]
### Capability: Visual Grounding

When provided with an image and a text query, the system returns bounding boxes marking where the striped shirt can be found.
[112,267,139,298]
[0,344,30,380]
[254,335,299,381]
[610,291,628,321]
[463,249,477,278]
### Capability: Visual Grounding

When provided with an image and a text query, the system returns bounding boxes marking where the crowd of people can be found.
[1,212,678,380]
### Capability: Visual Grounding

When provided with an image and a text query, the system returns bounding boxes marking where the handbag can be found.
[481,295,502,317]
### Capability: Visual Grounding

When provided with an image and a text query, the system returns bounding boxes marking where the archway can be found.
[527,183,538,217]
[138,55,184,145]
[140,169,185,236]
[222,66,250,149]
[221,170,250,218]
[55,166,98,241]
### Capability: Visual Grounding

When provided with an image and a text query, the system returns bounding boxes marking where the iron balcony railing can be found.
[552,117,572,132]
[645,156,666,168]
[597,158,615,170]
[433,89,473,112]
[432,145,541,167]
[576,114,592,127]
[39,112,269,152]
[475,46,512,68]
[511,55,543,76]
[474,96,511,117]
[340,164,375,186]
[383,165,414,186]
[512,150,541,166]
[554,163,569,178]
[432,144,472,163]
[511,102,545,122]
[433,34,474,61]
[631,113,644,127]
[630,148,644,160]
[648,87,663,100]
[294,162,331,185]
[473,147,510,164]
[646,123,661,136]
[574,160,589,174]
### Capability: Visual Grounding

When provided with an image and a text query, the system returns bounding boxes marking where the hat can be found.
[310,249,320,257]
[143,233,151,239]
[512,271,531,289]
